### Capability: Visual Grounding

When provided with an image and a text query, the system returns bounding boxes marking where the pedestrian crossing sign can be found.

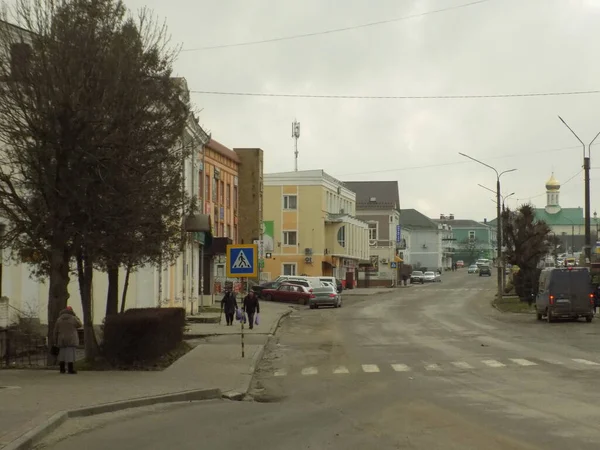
[226,244,258,277]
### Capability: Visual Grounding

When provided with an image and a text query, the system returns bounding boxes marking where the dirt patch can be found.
[493,296,535,314]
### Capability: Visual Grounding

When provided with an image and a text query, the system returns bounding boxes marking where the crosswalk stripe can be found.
[274,369,287,377]
[572,358,600,366]
[425,363,441,371]
[391,364,411,372]
[510,358,537,367]
[301,367,318,375]
[452,361,474,369]
[482,359,505,368]
[333,366,349,374]
[362,364,380,373]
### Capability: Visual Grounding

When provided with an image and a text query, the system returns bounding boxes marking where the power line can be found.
[518,170,582,201]
[190,89,600,100]
[181,0,495,52]
[339,145,581,176]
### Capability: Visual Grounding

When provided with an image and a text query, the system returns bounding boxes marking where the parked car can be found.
[479,265,492,276]
[308,285,342,309]
[262,283,312,305]
[318,277,343,293]
[410,271,425,284]
[423,271,441,282]
[252,281,282,298]
[467,264,479,274]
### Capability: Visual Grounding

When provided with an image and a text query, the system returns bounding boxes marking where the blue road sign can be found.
[390,262,397,269]
[226,244,258,277]
[396,225,401,243]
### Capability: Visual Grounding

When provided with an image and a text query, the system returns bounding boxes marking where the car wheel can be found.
[547,309,553,323]
[536,309,543,321]
[586,315,593,323]
[265,294,273,302]
[309,304,315,309]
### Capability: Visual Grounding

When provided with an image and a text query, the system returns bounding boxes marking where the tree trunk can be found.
[47,240,70,365]
[76,248,98,361]
[120,264,132,313]
[106,263,119,317]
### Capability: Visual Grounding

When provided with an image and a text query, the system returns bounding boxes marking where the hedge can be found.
[102,307,185,365]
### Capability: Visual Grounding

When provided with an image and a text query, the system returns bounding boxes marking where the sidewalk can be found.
[0,302,293,449]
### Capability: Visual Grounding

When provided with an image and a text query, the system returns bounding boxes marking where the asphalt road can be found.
[39,271,600,449]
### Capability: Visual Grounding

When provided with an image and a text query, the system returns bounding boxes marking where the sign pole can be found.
[241,277,245,358]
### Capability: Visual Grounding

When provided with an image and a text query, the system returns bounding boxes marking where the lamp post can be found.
[460,152,516,300]
[557,116,600,265]
[479,184,515,211]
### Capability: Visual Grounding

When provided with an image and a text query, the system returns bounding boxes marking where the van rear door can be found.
[548,269,592,315]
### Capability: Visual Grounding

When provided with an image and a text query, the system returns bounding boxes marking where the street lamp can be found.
[478,184,515,211]
[460,152,517,300]
[557,116,600,264]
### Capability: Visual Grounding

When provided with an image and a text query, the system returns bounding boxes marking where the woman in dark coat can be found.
[221,289,238,326]
[53,306,82,374]
[242,291,260,330]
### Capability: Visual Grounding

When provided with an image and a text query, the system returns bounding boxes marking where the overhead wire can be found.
[181,0,495,51]
[190,89,600,100]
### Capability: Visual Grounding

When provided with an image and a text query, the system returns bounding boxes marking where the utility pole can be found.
[460,152,516,301]
[558,116,600,264]
[292,120,300,171]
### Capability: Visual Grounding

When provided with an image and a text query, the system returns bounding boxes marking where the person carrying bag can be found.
[242,291,260,330]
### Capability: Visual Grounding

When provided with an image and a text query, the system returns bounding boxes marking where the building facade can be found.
[262,170,369,286]
[233,148,264,280]
[344,181,402,287]
[440,219,496,264]
[399,209,443,270]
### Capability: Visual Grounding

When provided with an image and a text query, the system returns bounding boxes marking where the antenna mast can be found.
[292,120,300,171]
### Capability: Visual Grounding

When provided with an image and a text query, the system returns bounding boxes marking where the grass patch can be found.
[493,296,535,314]
[74,341,193,372]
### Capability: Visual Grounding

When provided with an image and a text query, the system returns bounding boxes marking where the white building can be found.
[398,209,443,270]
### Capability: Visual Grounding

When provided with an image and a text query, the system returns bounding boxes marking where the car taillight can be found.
[590,293,595,305]
[309,289,313,293]
[329,293,336,298]
[549,295,555,305]
[310,294,315,298]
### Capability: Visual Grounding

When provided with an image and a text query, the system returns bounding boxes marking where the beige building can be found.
[262,170,369,286]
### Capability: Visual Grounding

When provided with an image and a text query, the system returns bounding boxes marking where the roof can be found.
[432,218,490,229]
[207,139,240,163]
[343,181,400,210]
[399,209,438,230]
[534,207,584,226]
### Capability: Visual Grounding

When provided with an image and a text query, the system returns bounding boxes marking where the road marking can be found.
[333,366,349,374]
[274,369,287,377]
[425,363,441,371]
[482,359,505,368]
[572,359,600,366]
[391,364,411,372]
[362,364,380,373]
[510,358,537,367]
[301,367,318,375]
[451,361,474,369]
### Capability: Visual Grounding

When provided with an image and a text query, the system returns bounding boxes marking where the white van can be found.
[275,275,324,290]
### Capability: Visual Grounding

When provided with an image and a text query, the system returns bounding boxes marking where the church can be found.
[534,173,586,254]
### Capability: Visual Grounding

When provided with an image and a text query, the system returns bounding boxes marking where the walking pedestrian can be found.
[53,306,82,374]
[221,288,238,326]
[242,290,260,330]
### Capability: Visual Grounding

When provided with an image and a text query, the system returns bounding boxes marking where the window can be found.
[198,170,203,200]
[282,263,297,276]
[205,174,210,202]
[283,195,297,210]
[212,177,218,202]
[233,186,238,209]
[337,226,346,247]
[10,43,31,80]
[233,225,237,243]
[368,223,378,240]
[283,231,297,246]
[468,230,476,240]
[226,225,231,238]
[220,181,224,204]
[226,184,231,208]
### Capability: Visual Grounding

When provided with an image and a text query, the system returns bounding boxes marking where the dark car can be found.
[252,281,281,298]
[479,265,492,277]
[536,267,594,322]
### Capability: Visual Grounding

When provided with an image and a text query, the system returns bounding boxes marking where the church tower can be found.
[545,173,561,215]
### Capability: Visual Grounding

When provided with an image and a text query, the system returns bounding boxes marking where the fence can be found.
[0,329,50,368]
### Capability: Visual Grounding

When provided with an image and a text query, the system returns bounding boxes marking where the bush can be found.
[102,308,185,365]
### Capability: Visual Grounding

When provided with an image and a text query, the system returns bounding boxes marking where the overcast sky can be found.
[122,0,600,221]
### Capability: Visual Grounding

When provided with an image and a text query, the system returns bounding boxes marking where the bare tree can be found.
[0,0,189,360]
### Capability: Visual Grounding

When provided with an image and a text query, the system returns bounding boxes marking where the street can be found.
[39,271,600,449]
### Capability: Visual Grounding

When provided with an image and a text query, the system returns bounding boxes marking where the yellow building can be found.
[262,170,369,286]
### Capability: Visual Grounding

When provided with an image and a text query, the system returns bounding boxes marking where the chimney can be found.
[483,218,487,224]
[440,214,445,220]
[449,214,454,220]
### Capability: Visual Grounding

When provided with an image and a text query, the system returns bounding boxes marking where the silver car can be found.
[423,271,441,282]
[309,285,342,309]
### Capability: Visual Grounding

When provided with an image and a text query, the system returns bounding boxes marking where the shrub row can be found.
[103,307,185,365]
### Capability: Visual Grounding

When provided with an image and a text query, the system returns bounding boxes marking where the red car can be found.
[261,283,313,305]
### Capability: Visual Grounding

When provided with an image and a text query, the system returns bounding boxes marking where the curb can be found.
[268,308,294,336]
[4,388,221,450]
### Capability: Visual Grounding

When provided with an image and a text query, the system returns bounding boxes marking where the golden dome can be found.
[546,173,560,191]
